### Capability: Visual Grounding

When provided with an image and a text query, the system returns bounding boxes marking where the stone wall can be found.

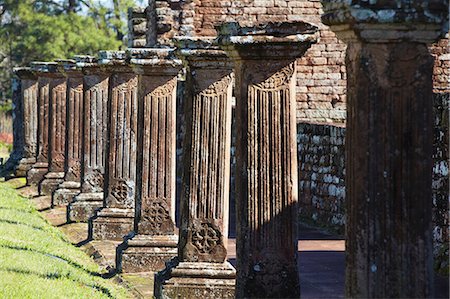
[297,122,346,234]
[148,0,347,123]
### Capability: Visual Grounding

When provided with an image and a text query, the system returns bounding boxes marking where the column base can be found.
[118,234,178,273]
[68,192,104,222]
[155,260,236,299]
[91,207,134,240]
[39,172,64,196]
[52,181,81,206]
[26,162,48,186]
[14,157,36,177]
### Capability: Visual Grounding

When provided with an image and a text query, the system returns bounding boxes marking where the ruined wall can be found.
[149,0,347,123]
[297,122,346,234]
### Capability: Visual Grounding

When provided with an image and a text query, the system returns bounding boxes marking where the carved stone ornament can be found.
[84,169,104,190]
[150,78,176,98]
[195,74,233,96]
[254,64,294,91]
[141,197,171,231]
[110,179,131,204]
[191,222,222,254]
[68,161,81,178]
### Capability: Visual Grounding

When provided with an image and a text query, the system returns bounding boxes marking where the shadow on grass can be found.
[0,218,47,232]
[0,244,103,277]
[0,267,114,298]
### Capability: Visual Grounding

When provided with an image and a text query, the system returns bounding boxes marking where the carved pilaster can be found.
[92,51,138,241]
[27,62,58,186]
[154,40,235,299]
[11,68,38,177]
[53,60,84,206]
[39,62,68,196]
[321,1,449,297]
[69,56,109,222]
[218,22,318,298]
[117,48,181,273]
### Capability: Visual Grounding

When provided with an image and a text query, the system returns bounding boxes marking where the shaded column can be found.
[68,56,110,222]
[13,68,38,177]
[39,62,68,196]
[53,60,84,206]
[321,1,449,298]
[217,22,318,298]
[118,48,182,273]
[91,51,138,240]
[27,62,59,186]
[155,39,235,298]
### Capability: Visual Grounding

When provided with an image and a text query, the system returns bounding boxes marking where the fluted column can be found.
[12,68,38,177]
[27,62,59,186]
[53,60,84,206]
[321,1,448,298]
[91,51,138,240]
[217,22,318,298]
[155,38,235,299]
[118,48,182,273]
[39,61,68,196]
[68,56,110,222]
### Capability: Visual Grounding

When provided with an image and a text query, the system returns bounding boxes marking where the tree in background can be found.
[0,0,144,101]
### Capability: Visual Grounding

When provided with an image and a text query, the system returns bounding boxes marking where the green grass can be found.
[0,181,131,299]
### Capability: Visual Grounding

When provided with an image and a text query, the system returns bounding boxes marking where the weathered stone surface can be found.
[154,39,236,297]
[321,1,449,297]
[155,260,236,299]
[53,60,84,206]
[38,61,68,196]
[11,68,38,177]
[27,62,59,186]
[118,48,182,273]
[68,55,109,222]
[218,22,318,298]
[91,51,137,240]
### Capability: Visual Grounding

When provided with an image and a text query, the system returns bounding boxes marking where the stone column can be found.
[39,62,68,196]
[13,68,38,177]
[118,48,181,273]
[68,56,110,222]
[91,51,138,240]
[154,39,235,298]
[27,62,59,186]
[217,22,318,298]
[53,60,84,206]
[321,1,448,298]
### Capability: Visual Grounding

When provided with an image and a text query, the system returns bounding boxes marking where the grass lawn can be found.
[0,180,130,299]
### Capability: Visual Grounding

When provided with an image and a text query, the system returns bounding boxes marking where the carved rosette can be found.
[139,197,175,234]
[183,221,226,262]
[83,169,104,192]
[68,160,81,179]
[52,153,65,171]
[108,179,134,208]
[247,249,300,298]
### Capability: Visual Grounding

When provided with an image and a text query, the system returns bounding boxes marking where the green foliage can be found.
[0,100,12,113]
[0,0,144,100]
[0,181,131,298]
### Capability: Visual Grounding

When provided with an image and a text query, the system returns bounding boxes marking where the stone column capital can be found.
[175,36,233,68]
[216,21,319,60]
[30,62,65,78]
[321,0,449,43]
[127,48,183,75]
[13,67,37,80]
